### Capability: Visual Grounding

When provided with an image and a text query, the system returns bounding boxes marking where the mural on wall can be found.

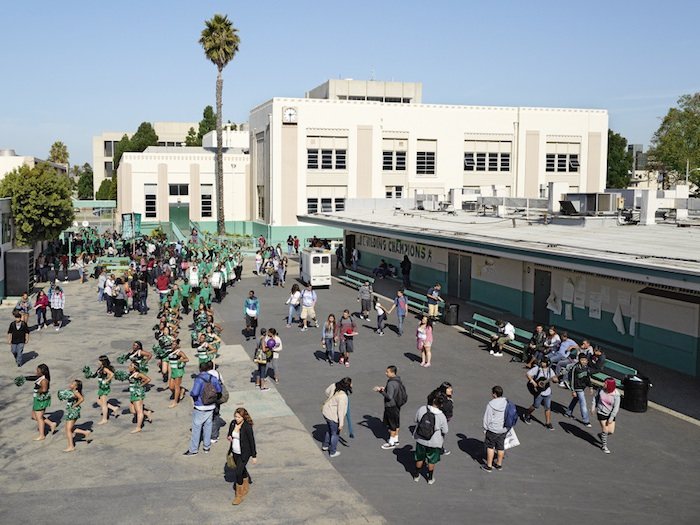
[353,232,448,268]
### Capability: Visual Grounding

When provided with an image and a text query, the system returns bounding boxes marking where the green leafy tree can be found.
[198,105,217,143]
[200,14,240,235]
[113,123,159,170]
[48,141,69,165]
[648,93,700,189]
[185,127,199,146]
[95,178,113,200]
[0,163,74,246]
[77,163,94,199]
[607,129,633,189]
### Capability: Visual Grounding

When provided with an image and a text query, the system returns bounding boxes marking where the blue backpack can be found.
[504,400,518,429]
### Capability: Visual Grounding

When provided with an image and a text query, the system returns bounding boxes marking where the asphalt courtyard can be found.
[214,264,700,525]
[1,264,699,525]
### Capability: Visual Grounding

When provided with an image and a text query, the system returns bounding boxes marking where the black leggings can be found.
[232,453,250,486]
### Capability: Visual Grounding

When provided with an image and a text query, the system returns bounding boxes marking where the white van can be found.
[300,248,332,287]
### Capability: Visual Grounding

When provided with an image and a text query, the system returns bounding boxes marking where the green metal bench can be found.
[592,360,638,389]
[337,270,375,290]
[403,289,445,319]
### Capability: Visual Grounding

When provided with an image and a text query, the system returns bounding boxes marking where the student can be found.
[336,310,357,368]
[267,328,282,383]
[388,289,408,337]
[7,311,30,368]
[60,379,92,452]
[416,316,434,367]
[412,392,448,484]
[243,290,260,341]
[184,360,222,456]
[357,281,373,321]
[522,357,559,429]
[481,386,508,472]
[373,365,406,450]
[490,319,515,357]
[94,355,120,425]
[595,378,621,454]
[30,363,57,440]
[564,353,592,426]
[322,314,338,366]
[227,408,258,505]
[425,283,444,320]
[253,328,271,391]
[321,378,352,458]
[285,284,302,328]
[299,285,318,331]
[374,296,387,336]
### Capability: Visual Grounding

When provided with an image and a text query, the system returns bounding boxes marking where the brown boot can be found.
[240,477,250,497]
[231,485,243,505]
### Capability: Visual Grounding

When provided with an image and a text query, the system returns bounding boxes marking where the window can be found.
[500,153,511,172]
[103,141,113,157]
[464,153,475,171]
[1,213,11,243]
[104,161,113,177]
[475,153,486,172]
[307,198,318,214]
[546,143,581,174]
[385,186,404,198]
[321,149,333,169]
[557,154,567,172]
[335,198,345,211]
[144,184,157,218]
[395,185,403,198]
[157,141,166,146]
[395,151,406,170]
[416,140,437,175]
[257,186,265,220]
[307,149,319,169]
[201,184,213,218]
[383,151,394,171]
[321,198,333,213]
[335,149,346,170]
[169,184,189,196]
[488,153,499,172]
[569,154,580,172]
[386,187,394,199]
[546,154,556,172]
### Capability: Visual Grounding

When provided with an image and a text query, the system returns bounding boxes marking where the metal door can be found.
[344,234,355,265]
[533,269,551,325]
[448,253,471,300]
[169,203,190,232]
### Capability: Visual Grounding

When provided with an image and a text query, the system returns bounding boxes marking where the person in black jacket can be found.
[564,353,592,426]
[227,407,257,506]
[431,381,453,455]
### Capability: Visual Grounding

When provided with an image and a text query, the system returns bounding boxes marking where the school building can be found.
[303,201,700,377]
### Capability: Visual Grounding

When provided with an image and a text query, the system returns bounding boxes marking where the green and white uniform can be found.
[97,370,112,397]
[129,373,146,402]
[32,376,51,411]
[61,390,81,421]
[168,350,186,379]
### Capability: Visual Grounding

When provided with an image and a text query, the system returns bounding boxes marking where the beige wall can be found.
[281,125,299,224]
[356,126,373,198]
[587,132,602,193]
[157,164,169,221]
[189,164,201,219]
[524,131,540,198]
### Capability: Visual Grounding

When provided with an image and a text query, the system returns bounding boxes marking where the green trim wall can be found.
[635,324,700,376]
[471,279,523,317]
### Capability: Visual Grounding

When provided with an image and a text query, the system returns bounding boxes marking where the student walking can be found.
[522,357,559,429]
[50,284,66,331]
[337,310,357,368]
[374,296,387,336]
[321,378,352,458]
[564,353,592,426]
[412,391,448,484]
[481,385,510,472]
[299,285,319,331]
[388,289,408,336]
[357,281,373,321]
[267,328,282,383]
[60,379,92,452]
[34,290,49,330]
[416,316,433,367]
[322,314,338,366]
[8,311,30,367]
[31,363,57,440]
[596,378,621,453]
[227,408,257,505]
[184,361,222,456]
[244,290,260,341]
[285,284,302,328]
[253,328,271,391]
[373,365,407,449]
[94,355,120,424]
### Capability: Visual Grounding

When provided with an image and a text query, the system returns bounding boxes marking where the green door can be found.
[169,203,190,233]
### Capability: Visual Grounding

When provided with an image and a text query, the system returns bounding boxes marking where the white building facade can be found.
[92,121,196,196]
[0,149,68,179]
[248,80,609,239]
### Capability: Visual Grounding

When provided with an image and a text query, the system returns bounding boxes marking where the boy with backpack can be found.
[412,392,449,484]
[373,365,407,450]
[481,385,517,472]
[183,361,222,456]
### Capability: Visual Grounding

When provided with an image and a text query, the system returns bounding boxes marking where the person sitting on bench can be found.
[587,345,607,372]
[489,320,514,357]
[372,259,390,279]
[525,324,546,367]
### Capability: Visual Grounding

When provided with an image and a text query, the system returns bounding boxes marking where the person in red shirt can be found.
[60,254,69,281]
[156,274,170,304]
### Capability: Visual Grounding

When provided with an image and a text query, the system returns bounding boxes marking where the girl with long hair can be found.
[167,339,189,408]
[416,316,434,367]
[60,379,92,452]
[31,363,57,440]
[596,378,621,454]
[227,408,257,506]
[322,314,338,366]
[95,355,120,424]
[127,361,153,433]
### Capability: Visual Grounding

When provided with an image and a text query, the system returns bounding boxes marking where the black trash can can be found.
[621,375,651,413]
[444,303,459,325]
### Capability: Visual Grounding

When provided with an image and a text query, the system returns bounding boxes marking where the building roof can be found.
[301,209,700,290]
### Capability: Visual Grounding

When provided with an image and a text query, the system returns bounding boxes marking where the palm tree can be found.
[199,14,240,235]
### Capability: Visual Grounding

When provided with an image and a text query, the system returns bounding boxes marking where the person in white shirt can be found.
[490,319,515,357]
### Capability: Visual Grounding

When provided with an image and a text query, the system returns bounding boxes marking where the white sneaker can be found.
[322,446,329,451]
[494,352,503,357]
[489,350,495,355]
[381,442,397,450]
[329,451,341,458]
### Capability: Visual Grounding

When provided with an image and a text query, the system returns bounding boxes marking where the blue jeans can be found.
[189,408,214,453]
[98,287,104,302]
[566,390,590,423]
[346,396,354,437]
[323,417,340,454]
[11,342,24,366]
[396,313,405,336]
[324,337,336,362]
[36,309,47,327]
[287,304,299,325]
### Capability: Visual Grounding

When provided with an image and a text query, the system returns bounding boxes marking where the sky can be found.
[1,0,699,166]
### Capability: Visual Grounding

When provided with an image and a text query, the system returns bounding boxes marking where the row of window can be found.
[546,153,580,173]
[307,198,345,214]
[307,149,347,170]
[464,152,511,172]
[143,184,213,218]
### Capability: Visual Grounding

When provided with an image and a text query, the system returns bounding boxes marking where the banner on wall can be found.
[352,232,448,267]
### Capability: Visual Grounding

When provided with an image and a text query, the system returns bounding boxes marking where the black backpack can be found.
[392,378,408,408]
[415,407,436,440]
[200,374,219,405]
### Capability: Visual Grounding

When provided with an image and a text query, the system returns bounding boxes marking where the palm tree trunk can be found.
[215,68,225,235]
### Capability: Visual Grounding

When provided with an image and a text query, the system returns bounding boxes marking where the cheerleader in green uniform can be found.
[167,339,189,408]
[128,341,152,373]
[127,361,153,434]
[31,363,57,440]
[156,327,175,381]
[195,333,217,365]
[61,379,91,452]
[95,355,120,425]
[180,280,192,314]
[198,277,213,308]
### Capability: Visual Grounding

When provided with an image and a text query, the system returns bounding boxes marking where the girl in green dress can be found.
[60,379,91,452]
[127,361,153,434]
[128,341,152,373]
[156,327,174,381]
[198,277,213,308]
[195,333,218,365]
[167,340,189,408]
[95,355,120,425]
[31,363,57,440]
